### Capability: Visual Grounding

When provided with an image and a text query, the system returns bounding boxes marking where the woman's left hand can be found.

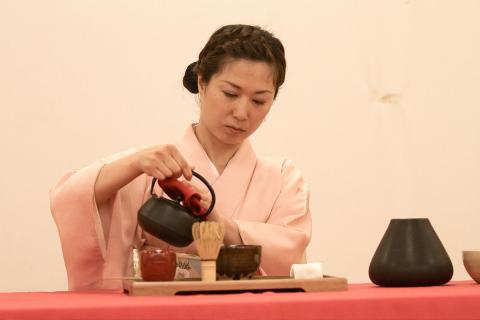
[182,180,212,214]
[183,180,242,245]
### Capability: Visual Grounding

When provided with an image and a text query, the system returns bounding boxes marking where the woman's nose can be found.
[232,98,249,120]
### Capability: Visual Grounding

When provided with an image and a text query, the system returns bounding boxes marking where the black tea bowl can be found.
[216,245,262,280]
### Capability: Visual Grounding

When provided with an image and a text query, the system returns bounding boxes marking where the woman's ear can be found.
[197,76,206,96]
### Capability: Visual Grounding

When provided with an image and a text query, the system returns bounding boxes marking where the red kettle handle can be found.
[149,171,216,217]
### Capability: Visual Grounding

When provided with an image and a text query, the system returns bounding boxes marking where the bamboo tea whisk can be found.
[192,221,225,282]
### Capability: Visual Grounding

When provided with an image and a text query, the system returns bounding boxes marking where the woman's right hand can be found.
[130,144,193,181]
[95,144,193,206]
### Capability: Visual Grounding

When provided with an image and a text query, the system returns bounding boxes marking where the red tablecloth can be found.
[1,281,479,320]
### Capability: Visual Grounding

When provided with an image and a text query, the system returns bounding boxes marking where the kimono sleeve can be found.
[49,149,149,290]
[235,159,312,276]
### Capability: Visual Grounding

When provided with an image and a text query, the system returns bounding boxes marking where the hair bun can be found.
[183,61,199,93]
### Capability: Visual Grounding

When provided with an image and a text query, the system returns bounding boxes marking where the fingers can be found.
[150,167,166,181]
[161,156,182,179]
[155,160,173,179]
[200,199,211,211]
[183,180,211,210]
[168,146,193,180]
[141,144,193,181]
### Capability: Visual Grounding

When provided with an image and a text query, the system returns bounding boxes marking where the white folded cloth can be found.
[290,262,323,279]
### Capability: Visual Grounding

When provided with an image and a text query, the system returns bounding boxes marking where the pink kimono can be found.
[50,125,311,290]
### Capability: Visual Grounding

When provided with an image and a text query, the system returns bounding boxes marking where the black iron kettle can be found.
[137,171,216,247]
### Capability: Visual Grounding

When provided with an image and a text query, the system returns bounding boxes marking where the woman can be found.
[50,24,311,290]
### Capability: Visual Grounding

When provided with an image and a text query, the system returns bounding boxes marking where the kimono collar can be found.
[176,124,257,217]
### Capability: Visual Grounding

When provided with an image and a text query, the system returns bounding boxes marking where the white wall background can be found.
[1,0,479,292]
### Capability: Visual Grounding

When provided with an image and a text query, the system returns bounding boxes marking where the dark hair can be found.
[183,24,286,98]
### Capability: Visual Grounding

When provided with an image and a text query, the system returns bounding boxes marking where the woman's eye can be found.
[253,100,265,106]
[223,91,237,98]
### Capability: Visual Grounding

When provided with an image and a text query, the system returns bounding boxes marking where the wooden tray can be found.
[123,275,347,296]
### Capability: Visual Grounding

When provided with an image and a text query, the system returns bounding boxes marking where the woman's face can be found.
[197,59,276,147]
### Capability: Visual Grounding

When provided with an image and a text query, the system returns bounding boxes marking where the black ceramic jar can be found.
[369,218,453,287]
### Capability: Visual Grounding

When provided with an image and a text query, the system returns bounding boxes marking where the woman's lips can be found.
[225,125,246,134]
